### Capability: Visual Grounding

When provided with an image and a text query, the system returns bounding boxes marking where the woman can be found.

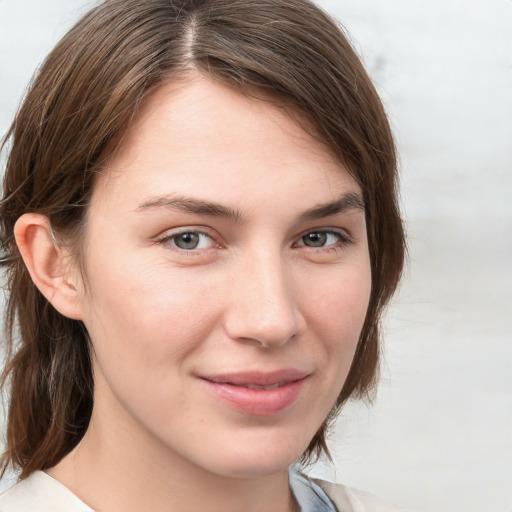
[0,0,406,510]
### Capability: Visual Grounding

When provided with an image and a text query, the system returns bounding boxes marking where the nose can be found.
[223,251,305,348]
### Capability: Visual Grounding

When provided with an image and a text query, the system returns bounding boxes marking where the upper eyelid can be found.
[165,228,210,236]
[157,226,215,240]
[157,228,215,244]
[296,227,351,240]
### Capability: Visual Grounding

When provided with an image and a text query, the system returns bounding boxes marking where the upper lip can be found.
[199,369,310,387]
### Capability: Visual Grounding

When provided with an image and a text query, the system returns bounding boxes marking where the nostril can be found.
[225,305,303,348]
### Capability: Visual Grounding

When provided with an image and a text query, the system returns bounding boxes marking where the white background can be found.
[0,1,511,511]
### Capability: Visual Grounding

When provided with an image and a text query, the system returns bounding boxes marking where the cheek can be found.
[80,263,222,428]
[306,261,371,332]
[304,264,371,374]
[81,258,222,367]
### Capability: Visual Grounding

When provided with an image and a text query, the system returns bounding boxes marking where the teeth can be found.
[243,382,283,390]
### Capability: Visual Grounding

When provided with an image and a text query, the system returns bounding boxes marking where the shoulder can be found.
[0,471,94,512]
[314,479,413,512]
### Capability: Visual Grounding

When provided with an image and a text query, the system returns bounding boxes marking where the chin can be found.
[212,457,297,480]
[197,430,310,479]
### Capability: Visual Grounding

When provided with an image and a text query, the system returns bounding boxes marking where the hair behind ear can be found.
[1,215,93,478]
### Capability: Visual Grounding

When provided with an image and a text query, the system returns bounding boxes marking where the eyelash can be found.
[157,227,353,257]
[294,229,352,251]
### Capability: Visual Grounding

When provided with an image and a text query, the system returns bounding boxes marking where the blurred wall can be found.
[1,1,511,511]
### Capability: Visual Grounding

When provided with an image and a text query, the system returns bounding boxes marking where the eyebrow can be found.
[136,195,243,222]
[299,192,365,221]
[136,191,365,222]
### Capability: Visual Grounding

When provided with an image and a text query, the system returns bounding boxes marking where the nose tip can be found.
[245,299,299,349]
[224,259,304,348]
[227,301,301,349]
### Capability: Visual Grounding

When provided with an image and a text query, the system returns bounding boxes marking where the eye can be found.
[296,230,349,248]
[160,230,215,251]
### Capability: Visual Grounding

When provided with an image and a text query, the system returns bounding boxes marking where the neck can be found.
[48,402,297,512]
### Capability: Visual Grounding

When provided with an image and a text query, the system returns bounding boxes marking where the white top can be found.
[0,471,94,512]
[0,469,411,512]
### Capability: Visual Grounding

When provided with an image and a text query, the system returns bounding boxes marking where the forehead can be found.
[92,75,360,213]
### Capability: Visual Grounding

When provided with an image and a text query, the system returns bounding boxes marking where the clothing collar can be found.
[289,467,338,512]
[1,468,338,512]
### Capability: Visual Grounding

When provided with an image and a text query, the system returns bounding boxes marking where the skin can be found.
[19,75,372,512]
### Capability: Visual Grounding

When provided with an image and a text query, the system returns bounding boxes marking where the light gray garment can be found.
[289,468,338,511]
[0,468,411,511]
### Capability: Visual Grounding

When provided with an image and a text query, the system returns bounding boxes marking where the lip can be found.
[198,369,309,416]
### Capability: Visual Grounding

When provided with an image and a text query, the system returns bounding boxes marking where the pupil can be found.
[305,232,326,247]
[176,233,199,250]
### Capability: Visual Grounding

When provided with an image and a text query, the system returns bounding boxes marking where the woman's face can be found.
[76,76,371,478]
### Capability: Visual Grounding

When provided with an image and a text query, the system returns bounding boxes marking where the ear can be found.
[14,213,84,320]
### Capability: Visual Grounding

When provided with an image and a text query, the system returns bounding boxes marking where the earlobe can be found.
[14,213,84,320]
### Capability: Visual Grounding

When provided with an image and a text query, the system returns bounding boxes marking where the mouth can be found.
[198,369,309,416]
[236,382,287,390]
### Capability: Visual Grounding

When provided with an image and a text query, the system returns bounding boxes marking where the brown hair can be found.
[0,0,405,478]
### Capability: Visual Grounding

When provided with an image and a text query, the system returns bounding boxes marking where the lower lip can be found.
[201,378,305,416]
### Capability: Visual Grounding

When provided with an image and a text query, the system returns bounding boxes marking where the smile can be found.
[199,370,309,416]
